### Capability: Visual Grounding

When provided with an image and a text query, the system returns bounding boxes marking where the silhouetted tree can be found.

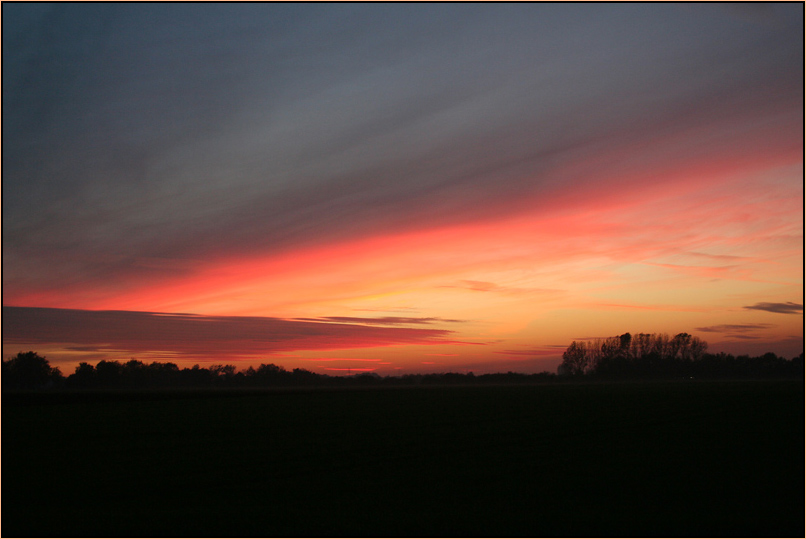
[68,362,97,388]
[95,360,123,387]
[123,359,148,387]
[792,353,804,377]
[596,334,634,378]
[147,361,179,386]
[559,333,709,378]
[244,363,289,386]
[290,367,320,385]
[2,351,63,389]
[207,364,238,386]
[559,341,589,376]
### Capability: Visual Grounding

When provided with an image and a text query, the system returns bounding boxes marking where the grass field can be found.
[3,380,803,537]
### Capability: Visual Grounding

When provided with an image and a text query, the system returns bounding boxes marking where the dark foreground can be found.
[3,380,803,537]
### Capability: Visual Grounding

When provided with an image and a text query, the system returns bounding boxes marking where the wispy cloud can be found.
[303,358,382,362]
[591,302,710,313]
[443,280,561,297]
[696,324,774,333]
[696,323,776,341]
[295,316,465,326]
[686,252,755,262]
[743,302,803,315]
[459,281,498,292]
[496,347,566,357]
[643,262,753,281]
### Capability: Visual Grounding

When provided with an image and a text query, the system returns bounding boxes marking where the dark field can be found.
[3,380,803,537]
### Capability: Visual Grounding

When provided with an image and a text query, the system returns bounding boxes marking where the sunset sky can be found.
[3,3,803,375]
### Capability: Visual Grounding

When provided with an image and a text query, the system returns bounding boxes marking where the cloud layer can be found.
[2,306,465,361]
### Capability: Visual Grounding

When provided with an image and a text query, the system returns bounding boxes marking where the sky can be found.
[2,3,803,375]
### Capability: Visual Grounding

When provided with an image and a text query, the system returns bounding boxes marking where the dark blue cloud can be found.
[1,306,466,360]
[743,302,804,315]
[696,324,774,333]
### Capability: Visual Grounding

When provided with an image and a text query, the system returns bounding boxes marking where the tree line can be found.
[3,338,803,391]
[1,352,557,390]
[558,332,804,379]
